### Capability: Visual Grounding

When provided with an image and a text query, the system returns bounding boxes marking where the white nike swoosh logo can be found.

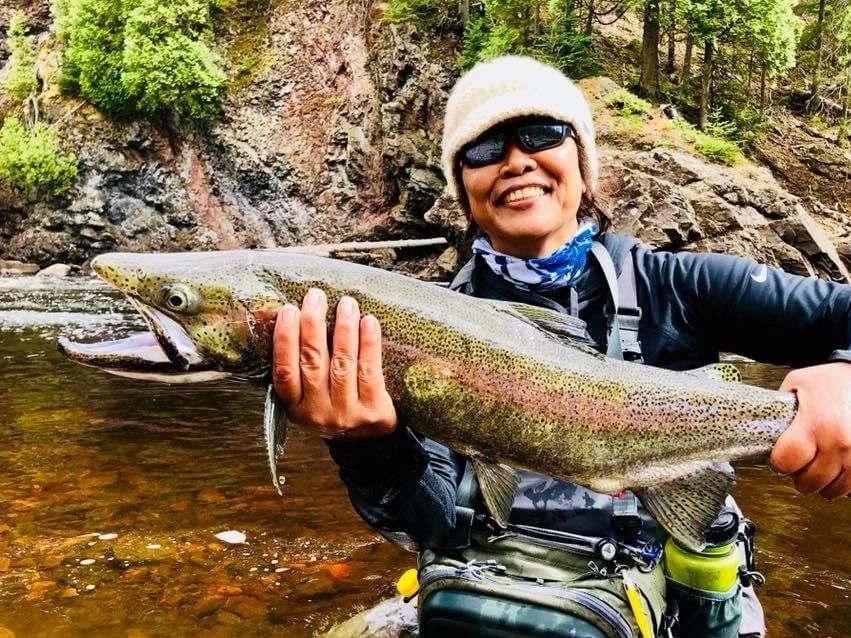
[751,264,768,283]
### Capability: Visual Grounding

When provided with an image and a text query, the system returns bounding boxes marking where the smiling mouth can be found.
[500,185,549,205]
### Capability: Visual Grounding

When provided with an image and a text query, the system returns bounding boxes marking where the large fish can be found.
[58,250,798,550]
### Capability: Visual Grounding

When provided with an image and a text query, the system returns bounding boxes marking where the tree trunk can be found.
[665,13,676,75]
[699,38,713,131]
[682,35,693,86]
[533,0,541,36]
[585,0,595,36]
[810,0,827,99]
[639,0,660,98]
[458,0,469,26]
[747,49,754,97]
[759,62,767,114]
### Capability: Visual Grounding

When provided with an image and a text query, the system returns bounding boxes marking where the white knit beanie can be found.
[441,55,598,202]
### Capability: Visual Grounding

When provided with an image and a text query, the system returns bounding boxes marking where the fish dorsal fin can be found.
[264,384,290,496]
[685,363,743,383]
[470,456,520,528]
[498,301,605,359]
[636,462,735,551]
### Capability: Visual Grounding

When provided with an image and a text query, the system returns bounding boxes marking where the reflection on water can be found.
[0,276,409,638]
[1,276,850,637]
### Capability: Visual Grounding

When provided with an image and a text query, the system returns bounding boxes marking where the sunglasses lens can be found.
[459,122,574,168]
[461,131,506,167]
[516,123,570,152]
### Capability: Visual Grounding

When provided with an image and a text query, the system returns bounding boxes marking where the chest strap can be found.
[590,242,643,362]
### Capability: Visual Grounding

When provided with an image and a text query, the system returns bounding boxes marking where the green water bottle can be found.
[663,509,741,593]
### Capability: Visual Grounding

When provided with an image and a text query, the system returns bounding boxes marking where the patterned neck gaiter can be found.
[472,221,598,291]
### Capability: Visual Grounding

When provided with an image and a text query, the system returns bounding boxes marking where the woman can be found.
[272,56,851,637]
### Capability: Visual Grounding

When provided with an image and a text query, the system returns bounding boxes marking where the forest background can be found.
[0,0,849,277]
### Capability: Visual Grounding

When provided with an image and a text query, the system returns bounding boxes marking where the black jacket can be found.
[327,233,851,550]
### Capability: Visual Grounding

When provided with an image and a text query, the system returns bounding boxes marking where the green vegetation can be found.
[384,0,851,152]
[0,118,78,198]
[59,0,130,114]
[674,118,744,165]
[3,11,38,102]
[540,2,593,74]
[383,0,454,29]
[55,0,226,122]
[122,0,227,122]
[604,88,653,119]
[385,0,597,76]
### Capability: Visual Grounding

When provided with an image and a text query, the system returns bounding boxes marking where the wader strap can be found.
[446,458,478,549]
[590,242,643,362]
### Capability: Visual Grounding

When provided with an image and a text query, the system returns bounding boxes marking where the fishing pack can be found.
[417,528,667,638]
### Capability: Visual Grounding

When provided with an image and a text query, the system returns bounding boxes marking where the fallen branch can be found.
[801,123,838,144]
[277,237,448,257]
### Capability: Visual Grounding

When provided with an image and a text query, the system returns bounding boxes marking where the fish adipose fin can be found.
[686,363,743,383]
[499,301,604,359]
[264,384,289,496]
[636,462,735,551]
[470,457,520,528]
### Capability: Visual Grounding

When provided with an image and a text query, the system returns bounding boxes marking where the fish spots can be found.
[87,250,796,488]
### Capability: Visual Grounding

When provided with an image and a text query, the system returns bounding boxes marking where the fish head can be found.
[59,251,286,383]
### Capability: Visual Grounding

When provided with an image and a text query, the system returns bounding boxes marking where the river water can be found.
[0,275,849,638]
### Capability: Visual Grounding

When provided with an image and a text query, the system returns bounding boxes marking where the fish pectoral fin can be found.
[686,363,743,383]
[636,462,735,552]
[264,384,290,496]
[470,456,520,528]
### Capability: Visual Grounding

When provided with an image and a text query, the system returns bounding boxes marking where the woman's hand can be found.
[770,361,851,499]
[272,288,398,441]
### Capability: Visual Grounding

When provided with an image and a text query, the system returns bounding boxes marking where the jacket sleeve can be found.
[326,426,463,551]
[635,246,851,367]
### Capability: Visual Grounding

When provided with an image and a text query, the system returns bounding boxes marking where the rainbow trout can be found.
[59,250,798,550]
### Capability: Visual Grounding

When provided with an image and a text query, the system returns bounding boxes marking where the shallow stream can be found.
[1,276,849,637]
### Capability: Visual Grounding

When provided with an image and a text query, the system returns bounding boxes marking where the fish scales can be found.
[58,250,799,549]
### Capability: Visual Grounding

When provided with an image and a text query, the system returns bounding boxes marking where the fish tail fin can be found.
[264,384,289,496]
[636,462,735,551]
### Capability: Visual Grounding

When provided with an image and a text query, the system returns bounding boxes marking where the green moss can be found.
[213,0,277,95]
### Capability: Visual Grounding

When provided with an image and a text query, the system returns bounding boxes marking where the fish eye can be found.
[162,285,198,313]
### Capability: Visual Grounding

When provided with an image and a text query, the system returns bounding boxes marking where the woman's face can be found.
[460,126,585,259]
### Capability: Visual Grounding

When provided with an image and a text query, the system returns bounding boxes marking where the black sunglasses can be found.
[460,120,575,168]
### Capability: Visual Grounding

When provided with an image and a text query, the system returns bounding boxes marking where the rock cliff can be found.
[0,0,848,283]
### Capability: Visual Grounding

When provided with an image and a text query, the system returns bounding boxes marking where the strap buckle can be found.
[611,491,642,542]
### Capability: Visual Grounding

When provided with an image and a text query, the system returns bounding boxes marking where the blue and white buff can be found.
[472,221,598,291]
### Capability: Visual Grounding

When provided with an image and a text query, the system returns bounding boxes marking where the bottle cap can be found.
[704,508,739,547]
[396,568,419,597]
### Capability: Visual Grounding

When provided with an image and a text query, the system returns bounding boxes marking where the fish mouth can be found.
[58,298,229,383]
